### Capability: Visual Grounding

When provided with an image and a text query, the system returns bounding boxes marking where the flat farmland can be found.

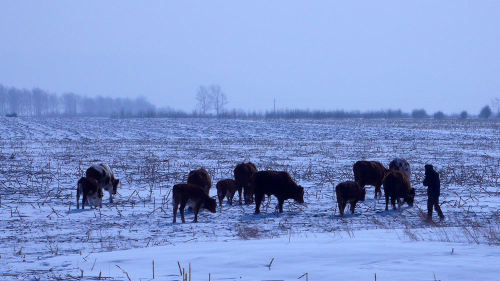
[0,117,499,280]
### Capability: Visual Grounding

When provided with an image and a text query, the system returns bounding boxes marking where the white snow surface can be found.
[0,117,499,280]
[17,229,500,281]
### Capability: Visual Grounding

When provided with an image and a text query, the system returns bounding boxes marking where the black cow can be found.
[187,168,212,195]
[172,183,217,223]
[216,179,239,206]
[382,170,415,211]
[234,162,258,204]
[76,177,103,209]
[353,161,388,198]
[252,171,304,214]
[335,181,366,216]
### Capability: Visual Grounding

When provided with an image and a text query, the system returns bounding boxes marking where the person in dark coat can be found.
[423,164,444,220]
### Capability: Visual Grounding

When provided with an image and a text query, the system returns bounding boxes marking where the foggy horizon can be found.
[1,1,499,114]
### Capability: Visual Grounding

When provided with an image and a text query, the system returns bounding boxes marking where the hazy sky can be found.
[1,1,499,113]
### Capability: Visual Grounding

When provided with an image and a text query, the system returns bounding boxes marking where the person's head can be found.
[424,164,434,173]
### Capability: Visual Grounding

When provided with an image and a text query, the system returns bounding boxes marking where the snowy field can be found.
[0,117,499,280]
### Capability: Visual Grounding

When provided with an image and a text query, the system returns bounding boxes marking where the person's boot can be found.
[426,213,433,222]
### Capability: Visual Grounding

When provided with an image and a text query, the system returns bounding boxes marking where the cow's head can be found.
[244,185,255,205]
[406,187,415,207]
[205,197,217,213]
[112,178,119,195]
[294,185,305,204]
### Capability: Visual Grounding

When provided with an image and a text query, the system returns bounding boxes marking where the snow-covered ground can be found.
[0,117,499,280]
[15,229,500,281]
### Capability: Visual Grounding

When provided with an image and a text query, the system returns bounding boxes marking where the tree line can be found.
[0,84,155,117]
[1,83,498,119]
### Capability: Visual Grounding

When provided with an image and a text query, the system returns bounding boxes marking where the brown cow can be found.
[382,170,415,211]
[76,177,103,209]
[234,162,258,204]
[216,179,239,206]
[335,181,366,216]
[353,161,388,198]
[172,183,217,223]
[252,171,304,214]
[187,168,212,195]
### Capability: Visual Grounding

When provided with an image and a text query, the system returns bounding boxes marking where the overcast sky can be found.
[1,1,499,113]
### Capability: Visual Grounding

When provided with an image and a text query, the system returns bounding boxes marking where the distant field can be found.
[0,117,499,280]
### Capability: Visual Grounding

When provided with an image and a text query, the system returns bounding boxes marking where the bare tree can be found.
[0,85,6,115]
[47,94,60,115]
[196,86,212,115]
[32,88,48,116]
[491,98,500,117]
[209,84,227,116]
[62,93,78,115]
[7,88,20,115]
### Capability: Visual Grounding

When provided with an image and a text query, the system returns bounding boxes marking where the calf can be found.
[172,183,217,223]
[234,162,258,204]
[389,158,411,179]
[216,179,239,206]
[382,170,415,211]
[76,177,103,209]
[252,171,304,214]
[187,168,212,195]
[335,181,366,216]
[353,160,388,198]
[86,164,119,203]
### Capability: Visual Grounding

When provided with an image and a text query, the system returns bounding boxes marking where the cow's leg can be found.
[193,202,202,223]
[76,187,81,209]
[173,202,178,223]
[228,190,234,205]
[254,193,264,214]
[350,200,357,214]
[109,193,113,203]
[337,198,345,216]
[397,198,402,209]
[375,185,381,199]
[391,197,397,210]
[82,193,87,209]
[237,186,243,205]
[277,197,284,213]
[180,202,187,223]
[217,191,224,207]
[385,194,389,211]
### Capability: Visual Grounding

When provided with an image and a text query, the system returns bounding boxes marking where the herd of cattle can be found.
[77,158,417,223]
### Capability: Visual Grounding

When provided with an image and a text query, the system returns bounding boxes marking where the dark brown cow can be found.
[252,171,304,214]
[76,177,103,209]
[172,183,217,223]
[382,170,415,211]
[187,168,212,195]
[353,161,388,198]
[335,181,366,216]
[234,162,258,204]
[216,179,239,206]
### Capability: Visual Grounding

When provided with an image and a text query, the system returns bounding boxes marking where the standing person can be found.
[423,164,444,220]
